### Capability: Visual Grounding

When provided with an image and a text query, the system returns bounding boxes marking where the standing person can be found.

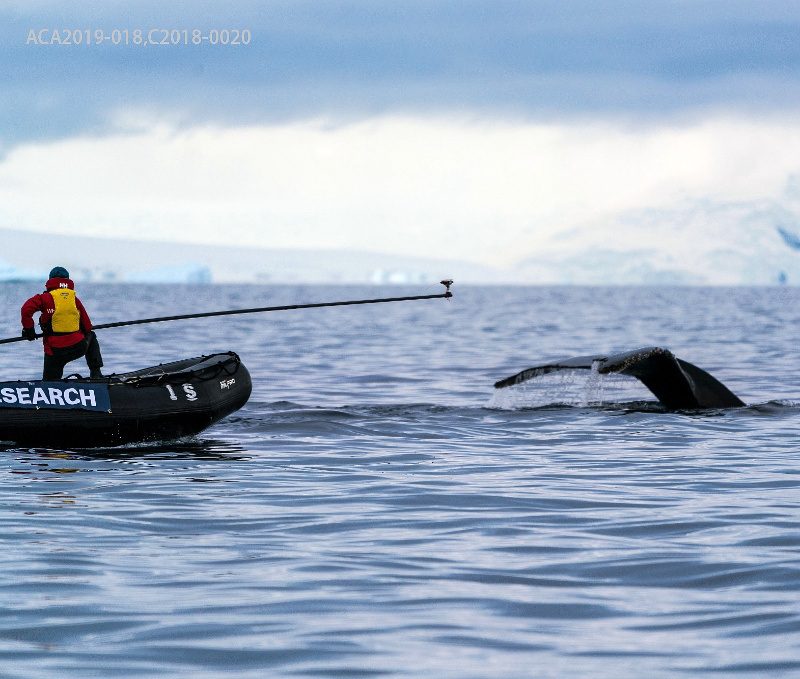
[21,266,105,380]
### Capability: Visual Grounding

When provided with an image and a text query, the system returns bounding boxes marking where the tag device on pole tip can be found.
[440,279,454,298]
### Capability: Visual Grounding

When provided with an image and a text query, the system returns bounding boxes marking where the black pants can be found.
[42,331,104,380]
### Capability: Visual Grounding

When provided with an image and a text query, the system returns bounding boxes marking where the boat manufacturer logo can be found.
[219,378,236,390]
[0,381,111,412]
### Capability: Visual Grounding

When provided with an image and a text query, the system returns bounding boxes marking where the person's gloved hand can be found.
[21,327,36,341]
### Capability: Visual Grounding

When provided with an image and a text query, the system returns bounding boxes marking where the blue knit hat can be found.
[49,266,69,279]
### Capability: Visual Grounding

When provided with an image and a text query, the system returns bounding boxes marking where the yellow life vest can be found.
[50,288,81,333]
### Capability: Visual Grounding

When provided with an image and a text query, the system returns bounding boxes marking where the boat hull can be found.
[0,352,252,447]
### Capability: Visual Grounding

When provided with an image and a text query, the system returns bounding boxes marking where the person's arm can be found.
[20,294,44,329]
[75,297,93,333]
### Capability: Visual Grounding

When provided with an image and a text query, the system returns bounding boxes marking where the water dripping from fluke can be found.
[492,347,745,410]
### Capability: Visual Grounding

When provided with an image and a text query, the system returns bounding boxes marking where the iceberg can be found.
[0,258,41,282]
[126,263,213,284]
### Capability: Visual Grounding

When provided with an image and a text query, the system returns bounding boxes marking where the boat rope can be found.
[118,355,242,387]
[64,352,242,386]
[0,280,453,345]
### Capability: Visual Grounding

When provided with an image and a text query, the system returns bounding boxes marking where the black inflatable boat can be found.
[0,352,252,447]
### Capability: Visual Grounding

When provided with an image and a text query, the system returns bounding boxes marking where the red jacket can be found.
[21,277,93,356]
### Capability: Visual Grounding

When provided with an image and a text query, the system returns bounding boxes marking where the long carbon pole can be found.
[0,280,453,345]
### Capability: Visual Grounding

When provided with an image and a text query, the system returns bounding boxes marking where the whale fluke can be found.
[494,347,744,409]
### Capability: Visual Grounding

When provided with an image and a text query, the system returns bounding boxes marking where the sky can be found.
[2,0,800,279]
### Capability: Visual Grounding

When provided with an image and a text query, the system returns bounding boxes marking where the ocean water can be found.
[0,283,798,678]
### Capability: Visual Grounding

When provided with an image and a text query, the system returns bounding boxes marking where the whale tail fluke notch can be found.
[494,347,744,409]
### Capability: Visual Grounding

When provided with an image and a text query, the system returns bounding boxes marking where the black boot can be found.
[86,332,104,379]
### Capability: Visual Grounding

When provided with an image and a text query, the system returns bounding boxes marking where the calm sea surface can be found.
[0,283,798,678]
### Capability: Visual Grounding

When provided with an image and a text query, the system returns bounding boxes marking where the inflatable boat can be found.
[0,352,252,447]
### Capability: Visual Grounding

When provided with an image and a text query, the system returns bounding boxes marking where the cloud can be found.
[1,114,798,271]
[3,1,800,148]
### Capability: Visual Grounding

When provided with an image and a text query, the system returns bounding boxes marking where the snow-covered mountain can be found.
[0,229,500,285]
[515,195,800,285]
[3,192,800,285]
